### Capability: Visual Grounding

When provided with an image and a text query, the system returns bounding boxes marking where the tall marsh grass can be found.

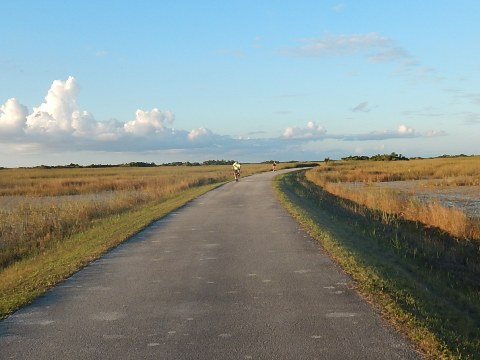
[0,164,269,270]
[316,156,480,185]
[307,157,480,240]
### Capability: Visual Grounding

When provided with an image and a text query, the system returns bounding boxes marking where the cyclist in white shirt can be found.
[232,161,241,181]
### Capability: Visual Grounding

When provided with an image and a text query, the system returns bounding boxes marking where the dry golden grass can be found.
[0,164,273,269]
[307,157,480,240]
[318,156,480,185]
[0,166,221,196]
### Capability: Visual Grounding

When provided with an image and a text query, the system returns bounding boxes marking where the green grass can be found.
[274,170,480,360]
[0,182,223,319]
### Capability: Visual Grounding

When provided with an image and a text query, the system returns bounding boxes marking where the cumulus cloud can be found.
[0,76,450,165]
[283,121,327,139]
[397,124,414,135]
[0,98,28,134]
[0,76,220,152]
[124,108,174,136]
[26,76,80,134]
[188,127,213,140]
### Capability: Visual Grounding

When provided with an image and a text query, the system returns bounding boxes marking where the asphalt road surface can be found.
[0,170,422,359]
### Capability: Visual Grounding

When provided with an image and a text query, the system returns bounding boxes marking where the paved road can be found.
[0,170,421,359]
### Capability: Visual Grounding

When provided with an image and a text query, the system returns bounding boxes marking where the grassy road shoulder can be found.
[274,170,480,360]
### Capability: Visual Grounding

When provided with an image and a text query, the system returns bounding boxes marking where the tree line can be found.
[341,152,408,161]
[20,160,239,169]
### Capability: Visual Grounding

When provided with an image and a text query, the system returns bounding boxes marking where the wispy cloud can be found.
[367,46,411,63]
[333,3,347,12]
[282,32,393,58]
[424,129,447,137]
[340,125,416,141]
[282,32,438,81]
[216,48,245,58]
[276,93,307,98]
[274,110,291,115]
[442,89,480,108]
[461,112,480,125]
[460,93,480,105]
[401,107,445,118]
[279,122,444,142]
[95,50,108,57]
[351,101,372,113]
[471,95,480,105]
[338,124,447,141]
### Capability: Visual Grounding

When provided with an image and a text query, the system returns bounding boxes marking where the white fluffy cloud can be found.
[0,76,218,151]
[397,124,414,135]
[26,76,82,134]
[0,98,28,134]
[283,121,327,139]
[124,108,175,136]
[188,127,212,140]
[0,76,449,165]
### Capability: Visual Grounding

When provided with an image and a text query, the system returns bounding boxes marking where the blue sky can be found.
[1,1,479,166]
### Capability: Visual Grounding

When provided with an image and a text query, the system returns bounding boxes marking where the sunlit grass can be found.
[314,157,480,185]
[0,165,238,196]
[306,157,480,240]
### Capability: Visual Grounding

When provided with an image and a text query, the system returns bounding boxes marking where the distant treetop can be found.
[342,152,408,161]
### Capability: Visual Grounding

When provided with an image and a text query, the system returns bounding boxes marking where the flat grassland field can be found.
[306,156,480,240]
[0,164,276,269]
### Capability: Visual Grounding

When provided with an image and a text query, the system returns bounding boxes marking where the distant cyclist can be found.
[232,161,241,181]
